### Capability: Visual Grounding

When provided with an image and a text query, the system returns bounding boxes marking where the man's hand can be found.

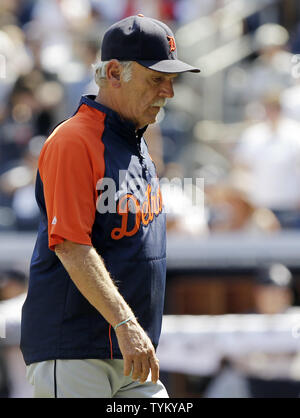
[115,320,159,384]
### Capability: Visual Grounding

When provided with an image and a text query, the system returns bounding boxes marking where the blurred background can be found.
[2,0,300,398]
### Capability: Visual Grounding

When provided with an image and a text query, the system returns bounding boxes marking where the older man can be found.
[20,15,199,398]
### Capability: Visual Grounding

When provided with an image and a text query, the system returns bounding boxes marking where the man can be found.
[233,90,300,229]
[20,14,200,398]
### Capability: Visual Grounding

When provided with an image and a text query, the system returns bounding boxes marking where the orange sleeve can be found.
[39,130,101,251]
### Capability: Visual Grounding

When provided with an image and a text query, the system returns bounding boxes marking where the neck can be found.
[95,89,117,114]
[95,89,138,129]
[95,89,147,132]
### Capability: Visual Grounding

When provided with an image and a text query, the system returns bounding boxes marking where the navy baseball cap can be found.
[101,14,200,74]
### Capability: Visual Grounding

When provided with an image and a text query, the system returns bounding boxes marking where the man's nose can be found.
[159,80,174,99]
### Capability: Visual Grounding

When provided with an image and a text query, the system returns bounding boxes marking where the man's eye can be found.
[153,78,162,83]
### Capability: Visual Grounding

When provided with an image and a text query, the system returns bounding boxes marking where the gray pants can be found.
[26,359,169,398]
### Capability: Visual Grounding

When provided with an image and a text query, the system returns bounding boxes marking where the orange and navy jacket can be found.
[20,95,166,365]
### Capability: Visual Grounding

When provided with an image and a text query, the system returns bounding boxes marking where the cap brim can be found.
[136,59,200,73]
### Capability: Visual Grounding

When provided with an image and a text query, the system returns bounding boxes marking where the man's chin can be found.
[137,116,158,129]
[149,107,162,122]
[148,115,158,126]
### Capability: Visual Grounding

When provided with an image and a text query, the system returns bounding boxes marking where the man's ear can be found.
[106,60,121,87]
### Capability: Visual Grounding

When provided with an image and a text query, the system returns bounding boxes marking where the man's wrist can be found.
[113,315,135,331]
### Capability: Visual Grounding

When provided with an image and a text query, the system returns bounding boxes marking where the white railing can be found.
[2,230,300,272]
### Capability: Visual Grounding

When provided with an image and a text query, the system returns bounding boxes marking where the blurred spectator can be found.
[0,23,34,120]
[206,184,280,233]
[225,22,294,122]
[253,263,294,314]
[0,135,44,231]
[11,136,44,231]
[0,72,62,168]
[0,83,36,166]
[245,23,293,103]
[0,269,27,301]
[232,91,300,229]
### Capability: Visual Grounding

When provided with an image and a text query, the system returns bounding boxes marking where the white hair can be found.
[93,60,133,87]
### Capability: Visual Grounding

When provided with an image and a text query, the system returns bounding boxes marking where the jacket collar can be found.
[77,95,148,144]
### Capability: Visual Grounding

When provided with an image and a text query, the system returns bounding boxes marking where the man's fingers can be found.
[140,359,150,383]
[149,356,159,383]
[123,354,159,384]
[123,357,133,376]
[132,359,142,381]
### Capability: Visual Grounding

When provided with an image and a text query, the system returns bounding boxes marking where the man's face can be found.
[120,62,177,129]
